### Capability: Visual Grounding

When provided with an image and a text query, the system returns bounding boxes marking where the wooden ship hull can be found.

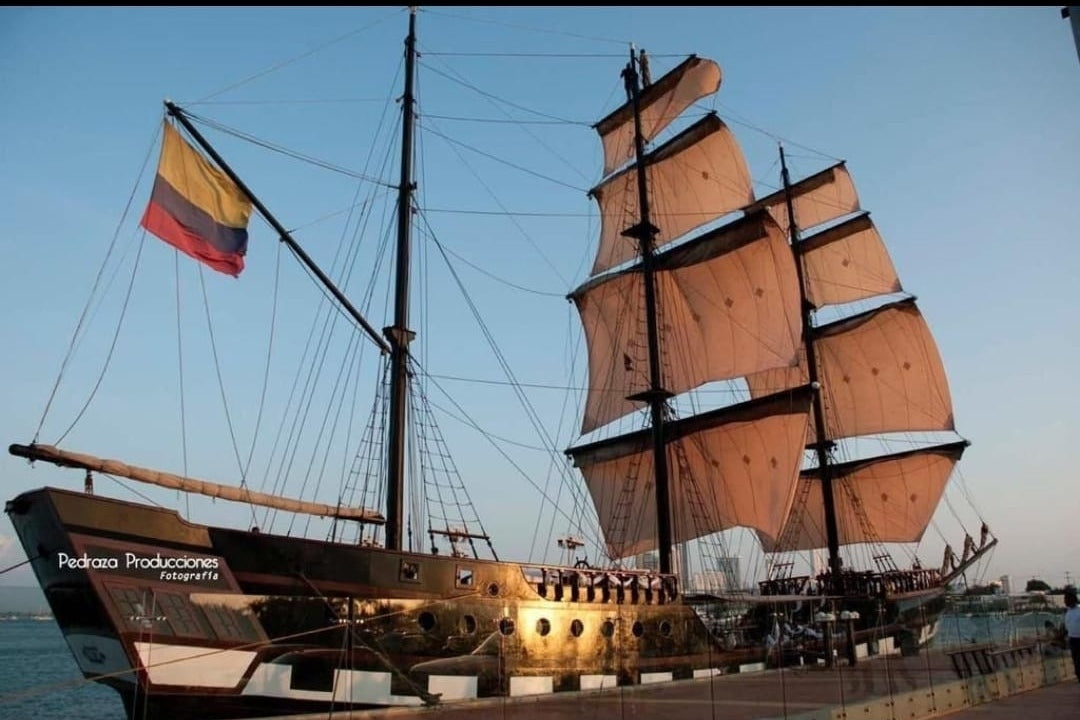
[7,484,955,719]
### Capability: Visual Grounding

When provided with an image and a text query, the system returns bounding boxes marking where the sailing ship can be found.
[4,9,995,720]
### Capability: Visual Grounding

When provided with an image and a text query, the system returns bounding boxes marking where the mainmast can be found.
[385,8,418,552]
[779,145,842,578]
[623,49,675,575]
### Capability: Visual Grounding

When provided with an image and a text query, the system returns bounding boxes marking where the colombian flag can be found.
[140,122,253,276]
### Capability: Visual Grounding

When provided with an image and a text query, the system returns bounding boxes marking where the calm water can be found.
[0,612,1063,720]
[0,619,123,720]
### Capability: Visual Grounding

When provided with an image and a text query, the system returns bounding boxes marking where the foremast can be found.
[622,49,675,575]
[778,145,842,579]
[384,7,418,552]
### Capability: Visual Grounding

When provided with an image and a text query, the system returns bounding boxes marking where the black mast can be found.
[779,145,842,578]
[623,49,675,575]
[384,7,419,552]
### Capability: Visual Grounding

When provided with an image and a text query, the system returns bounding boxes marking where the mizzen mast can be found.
[779,144,843,579]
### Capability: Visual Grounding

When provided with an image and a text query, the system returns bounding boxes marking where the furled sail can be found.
[571,211,802,434]
[746,162,860,236]
[594,55,722,175]
[758,441,968,552]
[569,389,812,560]
[746,299,954,441]
[589,113,754,275]
[9,443,385,523]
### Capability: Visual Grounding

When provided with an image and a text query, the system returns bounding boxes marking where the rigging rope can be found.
[190,8,404,104]
[54,236,147,448]
[36,124,161,444]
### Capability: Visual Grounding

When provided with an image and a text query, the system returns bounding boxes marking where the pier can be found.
[249,645,1076,720]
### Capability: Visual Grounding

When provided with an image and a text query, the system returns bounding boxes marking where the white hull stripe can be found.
[693,668,722,678]
[242,665,422,705]
[738,661,766,674]
[135,642,255,688]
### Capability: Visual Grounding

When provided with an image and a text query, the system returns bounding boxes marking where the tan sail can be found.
[568,389,812,560]
[589,113,754,275]
[9,443,385,523]
[747,162,860,235]
[759,441,967,552]
[746,299,954,441]
[800,213,902,308]
[595,55,722,175]
[572,211,802,433]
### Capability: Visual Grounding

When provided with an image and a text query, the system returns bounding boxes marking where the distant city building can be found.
[999,574,1011,595]
[636,551,659,571]
[691,557,741,593]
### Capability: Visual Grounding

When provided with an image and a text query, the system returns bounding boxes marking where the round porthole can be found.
[418,611,436,632]
[632,621,644,637]
[536,618,551,636]
[461,614,477,634]
[659,620,672,637]
[600,620,615,637]
[487,582,500,597]
[570,619,584,637]
[499,617,515,636]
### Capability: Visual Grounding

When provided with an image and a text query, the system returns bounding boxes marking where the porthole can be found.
[659,620,672,637]
[461,614,477,634]
[632,621,644,637]
[487,582,500,597]
[600,620,615,637]
[570,619,584,637]
[499,617,515,636]
[536,618,551,636]
[418,611,436,632]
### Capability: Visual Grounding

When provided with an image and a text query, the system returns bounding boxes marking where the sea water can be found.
[0,618,122,720]
[0,612,1065,720]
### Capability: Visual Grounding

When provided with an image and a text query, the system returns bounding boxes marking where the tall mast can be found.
[779,145,842,578]
[623,49,675,575]
[385,8,418,552]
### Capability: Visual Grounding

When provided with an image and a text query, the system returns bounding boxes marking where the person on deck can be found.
[1065,586,1080,682]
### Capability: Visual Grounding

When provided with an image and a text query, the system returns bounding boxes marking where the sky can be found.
[0,6,1078,591]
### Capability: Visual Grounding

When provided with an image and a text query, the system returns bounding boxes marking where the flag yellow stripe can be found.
[156,123,252,229]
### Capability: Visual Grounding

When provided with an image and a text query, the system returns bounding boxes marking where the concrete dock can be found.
[249,649,1076,720]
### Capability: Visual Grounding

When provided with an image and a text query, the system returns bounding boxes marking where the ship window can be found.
[155,591,214,639]
[499,617,515,636]
[199,598,263,644]
[418,611,437,632]
[107,585,171,635]
[632,621,644,637]
[601,620,615,638]
[659,620,672,637]
[461,614,477,635]
[570,619,584,637]
[486,582,500,597]
[536,618,551,636]
[400,560,420,583]
[455,566,474,588]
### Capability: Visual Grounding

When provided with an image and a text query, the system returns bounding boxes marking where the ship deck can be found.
[248,647,1076,719]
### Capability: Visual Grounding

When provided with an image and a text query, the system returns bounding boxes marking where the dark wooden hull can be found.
[6,486,943,719]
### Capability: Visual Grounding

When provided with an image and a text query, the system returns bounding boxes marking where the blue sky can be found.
[1,7,1077,590]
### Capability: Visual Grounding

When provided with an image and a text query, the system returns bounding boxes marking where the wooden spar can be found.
[9,443,385,524]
